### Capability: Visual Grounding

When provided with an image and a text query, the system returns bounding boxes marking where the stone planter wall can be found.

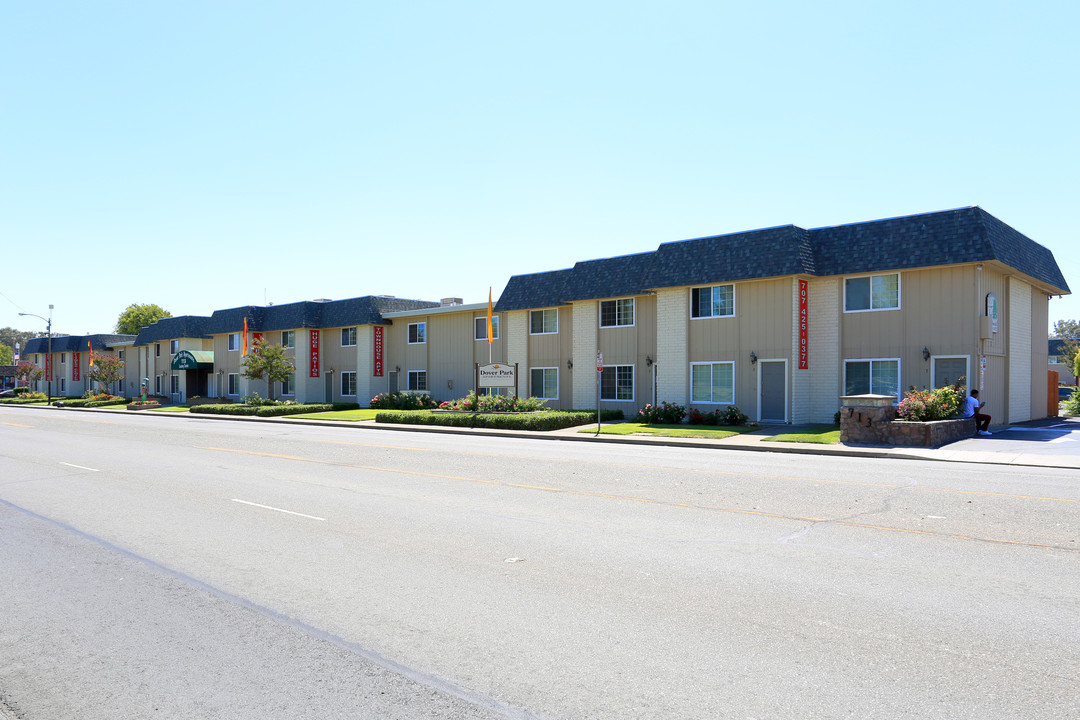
[839,394,976,447]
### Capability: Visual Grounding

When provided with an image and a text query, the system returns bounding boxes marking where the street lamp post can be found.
[19,304,53,404]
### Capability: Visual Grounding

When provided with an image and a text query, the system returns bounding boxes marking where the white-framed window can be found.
[408,322,426,344]
[600,298,635,328]
[530,367,559,399]
[170,340,178,355]
[408,371,427,391]
[118,350,125,361]
[228,373,239,396]
[281,373,294,396]
[475,316,499,341]
[844,358,900,400]
[931,355,969,389]
[844,273,900,312]
[155,376,161,393]
[341,327,357,347]
[155,343,161,357]
[530,308,559,334]
[690,362,735,404]
[600,365,634,401]
[170,375,179,394]
[59,378,66,392]
[228,333,239,351]
[691,284,735,319]
[282,331,295,349]
[60,353,66,364]
[341,371,357,396]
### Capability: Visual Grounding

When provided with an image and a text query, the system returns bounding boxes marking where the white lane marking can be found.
[60,462,100,472]
[231,498,326,522]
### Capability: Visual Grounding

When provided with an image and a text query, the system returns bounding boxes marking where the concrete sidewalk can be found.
[16,403,1080,470]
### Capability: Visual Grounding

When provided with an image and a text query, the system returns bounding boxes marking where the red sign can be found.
[73,352,81,381]
[373,326,384,377]
[596,352,603,373]
[309,330,320,378]
[798,279,809,370]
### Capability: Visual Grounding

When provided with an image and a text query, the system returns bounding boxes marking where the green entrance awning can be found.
[172,350,214,370]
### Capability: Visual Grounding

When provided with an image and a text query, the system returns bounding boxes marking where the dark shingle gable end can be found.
[562,252,657,303]
[203,297,441,335]
[133,316,211,346]
[975,210,1070,294]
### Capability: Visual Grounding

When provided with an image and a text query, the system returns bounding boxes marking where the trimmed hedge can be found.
[190,402,359,417]
[376,409,623,431]
[55,398,130,408]
[0,397,50,405]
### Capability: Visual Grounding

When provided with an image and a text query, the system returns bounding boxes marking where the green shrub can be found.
[636,402,686,424]
[1063,388,1080,416]
[896,381,966,422]
[438,391,548,413]
[369,391,438,410]
[190,402,346,417]
[56,397,129,408]
[377,409,609,431]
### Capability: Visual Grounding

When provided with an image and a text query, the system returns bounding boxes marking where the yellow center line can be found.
[1,421,33,428]
[314,440,1075,504]
[194,445,1074,551]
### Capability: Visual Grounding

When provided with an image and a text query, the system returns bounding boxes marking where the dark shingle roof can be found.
[201,296,441,335]
[562,252,656,302]
[495,268,574,312]
[809,207,1069,293]
[494,207,1068,310]
[644,225,815,289]
[1049,338,1078,355]
[133,316,211,346]
[24,333,137,354]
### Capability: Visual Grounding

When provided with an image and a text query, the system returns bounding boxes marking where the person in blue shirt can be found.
[961,388,992,436]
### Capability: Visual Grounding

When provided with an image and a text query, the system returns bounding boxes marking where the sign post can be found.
[596,352,603,433]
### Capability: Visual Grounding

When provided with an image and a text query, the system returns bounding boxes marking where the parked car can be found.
[0,388,14,398]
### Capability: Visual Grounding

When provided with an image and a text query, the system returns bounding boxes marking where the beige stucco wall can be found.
[1030,286,1049,419]
[1007,277,1033,423]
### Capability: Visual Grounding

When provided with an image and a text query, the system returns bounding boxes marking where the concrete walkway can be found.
[28,403,1080,470]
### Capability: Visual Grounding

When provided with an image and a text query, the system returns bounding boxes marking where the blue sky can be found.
[2,1,1076,337]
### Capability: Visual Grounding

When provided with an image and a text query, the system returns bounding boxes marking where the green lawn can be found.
[581,423,757,439]
[760,426,840,444]
[286,408,381,421]
[149,406,191,413]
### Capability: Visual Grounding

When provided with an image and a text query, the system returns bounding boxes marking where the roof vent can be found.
[440,297,464,307]
[312,298,333,303]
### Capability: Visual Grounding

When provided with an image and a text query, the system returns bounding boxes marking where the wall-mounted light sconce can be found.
[567,359,573,369]
[646,355,653,367]
[447,379,453,390]
[395,365,401,374]
[922,347,931,361]
[749,351,758,365]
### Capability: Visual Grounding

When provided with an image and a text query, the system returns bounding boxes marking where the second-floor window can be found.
[475,316,499,341]
[282,330,295,348]
[691,285,735,318]
[530,308,558,334]
[170,340,178,355]
[408,322,426,344]
[341,327,357,347]
[845,273,900,312]
[600,298,635,327]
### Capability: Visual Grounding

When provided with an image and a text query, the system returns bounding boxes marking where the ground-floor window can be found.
[281,373,294,396]
[341,371,357,396]
[408,371,427,391]
[59,378,66,393]
[170,375,180,394]
[600,365,634,401]
[844,359,900,400]
[690,362,735,404]
[932,356,969,389]
[530,367,558,399]
[155,376,161,394]
[228,373,239,396]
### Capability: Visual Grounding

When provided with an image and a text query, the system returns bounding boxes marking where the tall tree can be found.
[115,303,172,335]
[15,361,44,385]
[241,337,295,401]
[1051,319,1080,339]
[0,344,11,365]
[0,327,43,358]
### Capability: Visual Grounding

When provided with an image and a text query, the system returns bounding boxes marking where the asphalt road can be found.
[1,407,1078,719]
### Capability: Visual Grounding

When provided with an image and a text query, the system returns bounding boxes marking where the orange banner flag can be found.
[87,339,94,367]
[243,317,249,356]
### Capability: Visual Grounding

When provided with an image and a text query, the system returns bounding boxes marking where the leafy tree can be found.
[115,303,172,335]
[1051,319,1080,339]
[1,327,43,360]
[1056,339,1080,374]
[241,337,295,401]
[88,355,125,393]
[15,361,44,384]
[0,344,11,365]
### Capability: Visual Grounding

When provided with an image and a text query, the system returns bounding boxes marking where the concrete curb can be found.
[18,402,1076,468]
